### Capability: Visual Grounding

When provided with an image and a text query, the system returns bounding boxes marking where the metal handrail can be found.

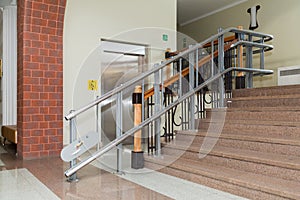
[230,41,273,52]
[64,67,273,177]
[65,27,273,121]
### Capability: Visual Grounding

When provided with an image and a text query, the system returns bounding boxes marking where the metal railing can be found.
[62,27,274,179]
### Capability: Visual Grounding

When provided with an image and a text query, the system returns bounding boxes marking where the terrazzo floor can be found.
[0,144,246,200]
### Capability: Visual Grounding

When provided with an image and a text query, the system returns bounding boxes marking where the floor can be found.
[0,143,246,200]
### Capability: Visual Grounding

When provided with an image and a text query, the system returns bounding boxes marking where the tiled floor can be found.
[0,168,60,200]
[86,149,246,200]
[0,144,170,200]
[0,144,246,200]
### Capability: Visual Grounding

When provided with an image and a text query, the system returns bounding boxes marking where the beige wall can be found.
[178,0,300,87]
[63,0,176,144]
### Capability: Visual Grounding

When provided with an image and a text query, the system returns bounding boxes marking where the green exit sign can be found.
[162,34,168,41]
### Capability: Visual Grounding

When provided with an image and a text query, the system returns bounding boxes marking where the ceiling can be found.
[177,0,248,26]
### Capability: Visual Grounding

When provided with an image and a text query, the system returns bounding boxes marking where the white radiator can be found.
[278,65,300,86]
[2,6,17,126]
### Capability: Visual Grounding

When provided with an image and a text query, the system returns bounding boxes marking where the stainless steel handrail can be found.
[64,67,273,177]
[65,27,273,121]
[230,41,273,51]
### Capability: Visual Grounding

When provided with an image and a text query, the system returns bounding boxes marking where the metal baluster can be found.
[196,49,199,87]
[179,58,184,130]
[147,98,150,154]
[260,37,265,70]
[154,70,161,155]
[151,96,155,153]
[179,58,183,98]
[96,98,100,151]
[218,28,225,107]
[148,97,155,154]
[116,91,123,173]
[211,41,214,79]
[246,35,253,88]
[189,46,195,129]
[164,92,167,142]
[210,41,215,108]
[142,80,145,123]
[195,49,200,120]
[171,94,174,140]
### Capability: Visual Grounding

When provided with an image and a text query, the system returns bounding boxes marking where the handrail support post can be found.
[132,85,144,169]
[67,110,78,182]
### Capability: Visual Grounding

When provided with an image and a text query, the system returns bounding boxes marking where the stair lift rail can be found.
[63,27,274,179]
[64,27,273,121]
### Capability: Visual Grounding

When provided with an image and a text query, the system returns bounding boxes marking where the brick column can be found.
[17,0,66,159]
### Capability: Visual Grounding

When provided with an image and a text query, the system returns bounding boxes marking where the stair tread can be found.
[227,106,300,111]
[198,118,300,126]
[163,141,300,170]
[233,84,300,91]
[204,146,300,170]
[146,155,300,199]
[176,130,300,146]
[177,158,300,198]
[208,106,300,111]
[232,84,300,97]
[231,93,300,101]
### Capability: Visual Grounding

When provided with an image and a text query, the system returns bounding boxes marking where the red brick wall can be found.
[17,0,66,159]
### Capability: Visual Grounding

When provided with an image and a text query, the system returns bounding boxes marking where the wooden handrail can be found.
[144,39,237,99]
[166,35,236,57]
[203,35,236,48]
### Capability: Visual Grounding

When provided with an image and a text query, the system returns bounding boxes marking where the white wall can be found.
[178,0,300,87]
[63,0,176,144]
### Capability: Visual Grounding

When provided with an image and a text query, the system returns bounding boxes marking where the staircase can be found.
[145,84,300,199]
[62,27,276,184]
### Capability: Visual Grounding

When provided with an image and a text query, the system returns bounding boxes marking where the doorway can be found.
[100,39,148,145]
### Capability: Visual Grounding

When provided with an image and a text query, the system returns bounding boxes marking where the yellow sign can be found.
[88,80,98,91]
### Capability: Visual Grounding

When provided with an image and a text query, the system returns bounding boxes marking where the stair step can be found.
[221,124,299,138]
[197,118,300,131]
[145,155,300,199]
[163,143,300,171]
[148,85,300,199]
[175,130,300,156]
[202,146,300,170]
[177,130,300,145]
[194,119,300,138]
[205,107,300,122]
[229,94,300,108]
[189,133,299,147]
[218,125,296,138]
[232,84,300,98]
[160,140,300,182]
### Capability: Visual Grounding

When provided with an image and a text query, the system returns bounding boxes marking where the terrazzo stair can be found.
[229,84,300,108]
[232,84,300,98]
[145,85,300,199]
